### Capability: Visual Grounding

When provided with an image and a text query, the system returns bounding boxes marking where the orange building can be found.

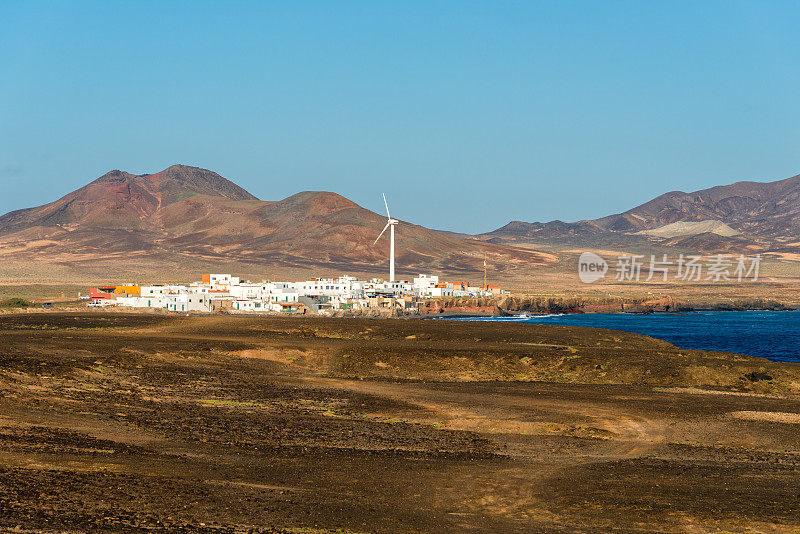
[113,285,141,296]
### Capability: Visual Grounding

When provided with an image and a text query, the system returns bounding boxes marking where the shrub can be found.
[0,297,32,308]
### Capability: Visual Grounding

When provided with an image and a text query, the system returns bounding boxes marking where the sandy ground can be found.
[1,313,800,533]
[1,245,799,306]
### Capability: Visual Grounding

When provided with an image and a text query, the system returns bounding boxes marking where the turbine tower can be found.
[373,193,399,282]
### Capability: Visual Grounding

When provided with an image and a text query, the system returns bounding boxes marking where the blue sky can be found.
[1,1,799,233]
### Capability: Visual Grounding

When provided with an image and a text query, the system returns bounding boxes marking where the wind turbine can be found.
[373,193,398,282]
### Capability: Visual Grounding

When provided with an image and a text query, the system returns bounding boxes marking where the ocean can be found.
[446,310,800,363]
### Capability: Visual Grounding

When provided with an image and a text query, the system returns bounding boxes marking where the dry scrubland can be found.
[2,313,800,532]
[1,247,799,309]
[510,250,800,305]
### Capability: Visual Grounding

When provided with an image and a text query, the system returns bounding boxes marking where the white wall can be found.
[116,296,167,308]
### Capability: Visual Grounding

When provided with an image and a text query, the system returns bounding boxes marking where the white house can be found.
[140,285,166,297]
[166,293,213,312]
[202,274,240,290]
[383,280,412,295]
[115,296,167,308]
[230,299,302,313]
[232,299,267,312]
[228,283,264,299]
[265,288,299,303]
[426,286,454,298]
[413,274,439,296]
[292,277,365,299]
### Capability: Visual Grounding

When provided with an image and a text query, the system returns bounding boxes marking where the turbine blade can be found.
[373,221,391,245]
[383,193,390,218]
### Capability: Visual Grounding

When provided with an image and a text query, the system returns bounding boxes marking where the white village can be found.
[86,195,504,314]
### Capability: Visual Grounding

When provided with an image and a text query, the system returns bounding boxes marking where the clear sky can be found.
[2,1,799,233]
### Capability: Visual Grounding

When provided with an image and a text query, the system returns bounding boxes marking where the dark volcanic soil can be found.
[1,313,800,533]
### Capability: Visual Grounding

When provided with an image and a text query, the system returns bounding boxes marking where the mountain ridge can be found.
[0,165,553,280]
[484,171,800,251]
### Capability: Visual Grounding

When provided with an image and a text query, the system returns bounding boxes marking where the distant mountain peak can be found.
[84,165,258,204]
[484,170,800,251]
[144,165,259,202]
[93,169,133,182]
[0,165,260,232]
[0,164,552,277]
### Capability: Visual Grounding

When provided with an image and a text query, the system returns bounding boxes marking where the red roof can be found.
[89,288,115,299]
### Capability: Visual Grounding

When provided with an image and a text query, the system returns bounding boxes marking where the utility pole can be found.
[483,253,487,291]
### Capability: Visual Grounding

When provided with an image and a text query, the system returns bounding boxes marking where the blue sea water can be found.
[447,310,800,363]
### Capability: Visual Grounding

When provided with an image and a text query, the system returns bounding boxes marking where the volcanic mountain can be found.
[483,172,800,252]
[0,165,553,281]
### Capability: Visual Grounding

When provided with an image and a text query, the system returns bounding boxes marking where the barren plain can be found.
[1,313,800,533]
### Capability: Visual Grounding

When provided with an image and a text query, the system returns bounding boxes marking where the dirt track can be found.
[1,313,800,533]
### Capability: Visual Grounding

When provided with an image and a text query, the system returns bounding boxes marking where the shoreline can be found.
[429,306,800,319]
[2,301,798,318]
